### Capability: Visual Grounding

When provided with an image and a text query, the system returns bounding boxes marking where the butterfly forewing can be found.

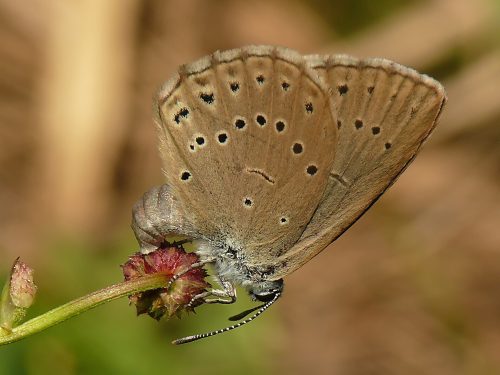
[155,46,337,257]
[273,55,446,277]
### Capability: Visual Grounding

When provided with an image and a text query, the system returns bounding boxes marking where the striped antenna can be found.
[172,291,281,345]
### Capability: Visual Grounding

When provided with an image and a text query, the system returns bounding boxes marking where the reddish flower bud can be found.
[122,243,210,320]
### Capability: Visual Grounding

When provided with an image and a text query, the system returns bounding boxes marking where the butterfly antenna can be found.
[172,291,281,345]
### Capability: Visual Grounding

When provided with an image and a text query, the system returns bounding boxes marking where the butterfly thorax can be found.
[195,240,283,300]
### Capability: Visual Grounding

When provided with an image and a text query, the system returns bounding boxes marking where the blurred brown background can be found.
[0,0,499,374]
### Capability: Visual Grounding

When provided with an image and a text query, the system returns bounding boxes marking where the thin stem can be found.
[0,273,169,346]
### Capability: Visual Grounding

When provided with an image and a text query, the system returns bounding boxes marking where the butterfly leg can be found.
[131,184,199,253]
[187,276,237,308]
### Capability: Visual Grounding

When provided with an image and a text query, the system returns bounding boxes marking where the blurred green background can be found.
[1,0,499,374]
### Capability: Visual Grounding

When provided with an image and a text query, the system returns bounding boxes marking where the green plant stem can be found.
[0,273,169,346]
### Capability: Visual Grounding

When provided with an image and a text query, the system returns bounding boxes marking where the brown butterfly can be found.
[131,45,446,344]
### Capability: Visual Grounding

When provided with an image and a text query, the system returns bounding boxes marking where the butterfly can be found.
[131,45,446,344]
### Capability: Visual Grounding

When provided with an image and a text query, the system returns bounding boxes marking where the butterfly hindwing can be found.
[273,55,447,278]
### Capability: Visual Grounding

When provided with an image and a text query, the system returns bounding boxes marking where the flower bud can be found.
[1,258,37,331]
[122,243,210,320]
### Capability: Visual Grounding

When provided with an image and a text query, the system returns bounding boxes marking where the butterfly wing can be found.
[272,55,447,278]
[155,46,337,260]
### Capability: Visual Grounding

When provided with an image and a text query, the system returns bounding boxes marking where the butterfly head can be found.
[248,278,283,302]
